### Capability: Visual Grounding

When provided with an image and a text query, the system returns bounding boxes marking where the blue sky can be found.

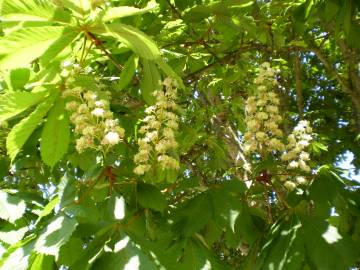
[338,151,360,183]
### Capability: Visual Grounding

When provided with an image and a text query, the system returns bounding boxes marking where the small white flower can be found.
[296,176,307,185]
[103,131,120,145]
[91,108,105,117]
[299,151,310,161]
[298,140,309,147]
[65,101,79,111]
[84,91,97,101]
[288,161,299,169]
[256,131,266,141]
[284,181,296,191]
[133,164,150,175]
[255,112,268,120]
[105,119,118,128]
[95,100,107,107]
[145,106,156,114]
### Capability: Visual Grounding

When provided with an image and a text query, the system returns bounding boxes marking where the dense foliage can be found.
[0,0,360,269]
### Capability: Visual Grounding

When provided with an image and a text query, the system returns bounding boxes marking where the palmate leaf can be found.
[301,216,359,270]
[34,214,78,258]
[40,27,79,66]
[0,91,48,122]
[40,97,70,168]
[177,239,232,270]
[156,58,185,89]
[253,216,359,270]
[28,254,54,270]
[9,68,30,90]
[102,0,158,22]
[0,225,28,245]
[6,94,56,161]
[173,193,213,237]
[92,235,158,270]
[115,54,138,91]
[0,190,26,223]
[137,183,167,212]
[0,236,35,270]
[0,26,67,70]
[0,0,70,23]
[104,23,161,60]
[62,0,91,16]
[254,219,304,270]
[140,59,161,104]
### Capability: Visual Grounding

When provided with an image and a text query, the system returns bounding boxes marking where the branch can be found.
[308,45,352,95]
[85,31,123,71]
[184,44,265,83]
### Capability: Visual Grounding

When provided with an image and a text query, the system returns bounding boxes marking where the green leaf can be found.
[259,219,304,270]
[69,225,113,270]
[62,0,90,16]
[137,183,167,212]
[0,91,48,122]
[29,254,54,270]
[58,174,77,206]
[9,68,30,90]
[35,196,59,225]
[0,190,26,223]
[156,58,185,89]
[141,59,161,104]
[0,0,70,23]
[173,193,213,237]
[34,214,78,258]
[92,235,158,270]
[301,216,359,270]
[40,97,70,168]
[177,239,232,270]
[0,238,35,270]
[0,226,28,245]
[182,0,253,23]
[116,54,138,91]
[6,94,56,161]
[0,26,65,69]
[342,0,352,36]
[235,205,260,245]
[40,28,79,66]
[102,0,158,21]
[58,237,84,267]
[105,23,161,60]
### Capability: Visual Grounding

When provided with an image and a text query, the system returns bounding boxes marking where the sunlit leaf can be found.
[40,97,70,168]
[34,214,78,258]
[0,190,26,223]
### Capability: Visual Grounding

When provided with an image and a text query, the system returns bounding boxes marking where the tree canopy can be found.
[0,0,360,269]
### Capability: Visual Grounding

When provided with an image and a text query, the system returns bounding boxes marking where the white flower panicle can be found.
[281,120,312,172]
[65,89,125,153]
[280,120,313,190]
[243,62,285,155]
[134,77,180,175]
[242,63,315,191]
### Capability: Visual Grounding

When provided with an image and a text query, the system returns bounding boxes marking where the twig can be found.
[84,31,123,71]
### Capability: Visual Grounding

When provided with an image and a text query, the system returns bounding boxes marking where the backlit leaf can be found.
[6,94,56,161]
[0,190,26,223]
[0,91,48,122]
[34,214,78,258]
[40,97,70,168]
[105,23,160,60]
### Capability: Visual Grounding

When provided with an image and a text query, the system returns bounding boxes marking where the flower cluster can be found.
[243,62,285,156]
[64,88,124,153]
[133,77,180,175]
[280,120,313,190]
